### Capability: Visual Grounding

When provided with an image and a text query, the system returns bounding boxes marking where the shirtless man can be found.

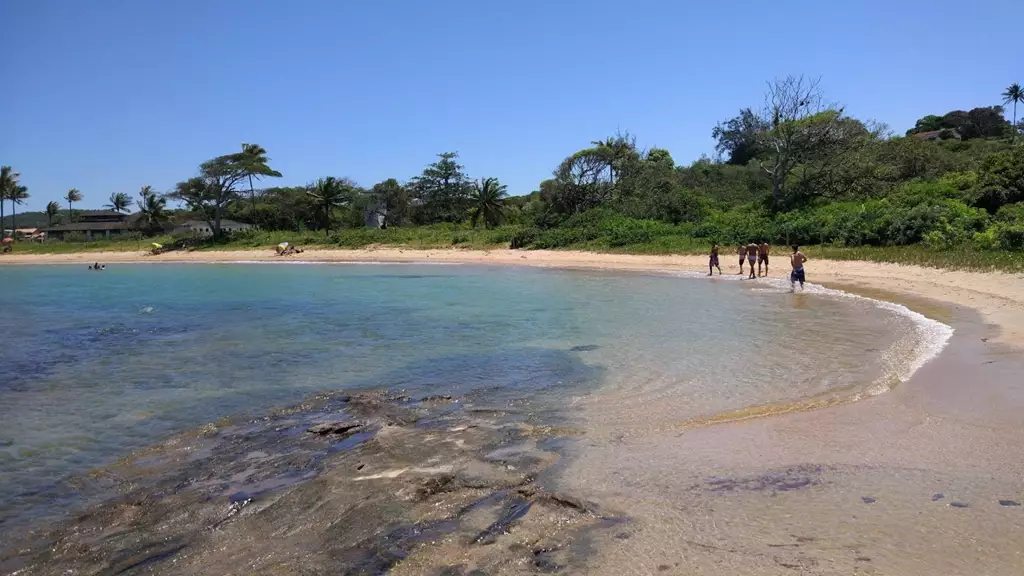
[708,244,722,276]
[789,245,808,291]
[757,241,770,277]
[737,245,747,275]
[745,242,759,279]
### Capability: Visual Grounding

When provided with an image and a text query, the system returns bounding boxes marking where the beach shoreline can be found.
[4,246,1023,347]
[4,247,1024,573]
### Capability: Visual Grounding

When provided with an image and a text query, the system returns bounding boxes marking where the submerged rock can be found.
[307,420,364,436]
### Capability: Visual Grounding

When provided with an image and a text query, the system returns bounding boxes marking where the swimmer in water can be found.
[789,245,807,291]
[708,244,722,276]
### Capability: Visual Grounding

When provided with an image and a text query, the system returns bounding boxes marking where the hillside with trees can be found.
[4,77,1023,263]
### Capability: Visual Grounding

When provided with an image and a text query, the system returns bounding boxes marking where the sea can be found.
[0,262,951,535]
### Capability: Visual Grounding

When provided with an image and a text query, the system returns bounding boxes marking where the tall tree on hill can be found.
[65,188,82,222]
[1003,83,1023,143]
[305,176,352,237]
[106,192,132,213]
[469,177,508,229]
[46,201,61,227]
[239,143,282,224]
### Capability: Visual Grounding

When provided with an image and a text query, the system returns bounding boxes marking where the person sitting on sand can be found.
[790,245,807,292]
[757,241,770,277]
[708,244,722,276]
[737,245,747,275]
[745,242,759,279]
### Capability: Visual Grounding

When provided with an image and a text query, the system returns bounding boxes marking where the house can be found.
[41,210,139,240]
[913,129,961,141]
[173,219,252,237]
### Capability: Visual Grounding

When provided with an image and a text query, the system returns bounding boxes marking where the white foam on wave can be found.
[762,276,954,390]
[655,270,953,396]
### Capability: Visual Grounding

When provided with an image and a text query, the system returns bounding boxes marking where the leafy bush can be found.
[509,228,539,249]
[996,225,1024,250]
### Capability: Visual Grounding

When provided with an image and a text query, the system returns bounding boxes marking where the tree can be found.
[549,149,613,214]
[136,186,168,234]
[755,75,847,208]
[65,188,82,222]
[1003,83,1024,143]
[469,178,508,228]
[239,143,282,222]
[369,178,410,228]
[106,192,133,213]
[973,146,1024,212]
[305,177,352,237]
[0,166,18,230]
[590,132,638,184]
[46,201,61,227]
[8,184,29,231]
[410,152,472,224]
[168,153,249,239]
[712,108,770,165]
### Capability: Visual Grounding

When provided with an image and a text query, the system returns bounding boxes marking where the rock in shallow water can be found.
[998,500,1021,507]
[307,420,364,435]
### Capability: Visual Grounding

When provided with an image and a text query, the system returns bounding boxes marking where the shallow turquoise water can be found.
[0,263,934,531]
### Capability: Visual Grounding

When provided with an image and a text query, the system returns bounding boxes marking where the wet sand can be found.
[4,248,1024,574]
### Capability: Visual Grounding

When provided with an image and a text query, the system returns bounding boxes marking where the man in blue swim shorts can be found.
[789,245,807,291]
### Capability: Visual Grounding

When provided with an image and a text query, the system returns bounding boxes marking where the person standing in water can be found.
[737,245,747,275]
[708,244,722,276]
[757,241,770,277]
[745,242,759,279]
[789,245,807,291]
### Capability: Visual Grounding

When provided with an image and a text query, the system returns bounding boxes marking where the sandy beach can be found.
[5,247,1024,575]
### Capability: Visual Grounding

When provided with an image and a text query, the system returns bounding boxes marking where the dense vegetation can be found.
[4,77,1024,269]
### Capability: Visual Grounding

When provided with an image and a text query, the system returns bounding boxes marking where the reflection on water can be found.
[1,263,933,534]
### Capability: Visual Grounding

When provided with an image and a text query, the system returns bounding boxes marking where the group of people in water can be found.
[708,242,807,291]
[87,262,105,270]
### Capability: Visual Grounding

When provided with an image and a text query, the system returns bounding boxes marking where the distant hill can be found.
[1,211,52,229]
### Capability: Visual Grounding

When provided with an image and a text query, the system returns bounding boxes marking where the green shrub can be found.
[971,228,999,251]
[509,228,539,249]
[996,224,1024,250]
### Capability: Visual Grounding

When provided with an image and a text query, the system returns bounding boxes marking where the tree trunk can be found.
[324,204,331,238]
[214,208,223,240]
[68,201,73,223]
[1,199,5,234]
[12,204,16,232]
[1013,101,1018,144]
[248,174,258,227]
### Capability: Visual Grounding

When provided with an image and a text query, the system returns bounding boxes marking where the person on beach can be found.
[745,242,758,279]
[737,245,747,275]
[757,241,770,277]
[708,244,722,275]
[789,245,807,291]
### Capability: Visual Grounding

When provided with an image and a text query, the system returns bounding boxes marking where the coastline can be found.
[5,248,1024,574]
[4,246,1023,347]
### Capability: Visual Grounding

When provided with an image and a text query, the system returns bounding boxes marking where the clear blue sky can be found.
[1,0,1020,212]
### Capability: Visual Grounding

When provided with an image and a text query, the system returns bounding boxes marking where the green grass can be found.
[6,226,1024,272]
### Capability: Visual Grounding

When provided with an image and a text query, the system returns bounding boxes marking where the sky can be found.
[1,0,1021,212]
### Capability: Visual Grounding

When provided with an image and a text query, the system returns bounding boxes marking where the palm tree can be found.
[0,166,20,232]
[305,177,350,237]
[8,185,29,231]
[65,188,83,222]
[136,187,168,235]
[105,192,132,213]
[46,201,61,227]
[1003,83,1024,143]
[239,143,282,224]
[469,177,508,229]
